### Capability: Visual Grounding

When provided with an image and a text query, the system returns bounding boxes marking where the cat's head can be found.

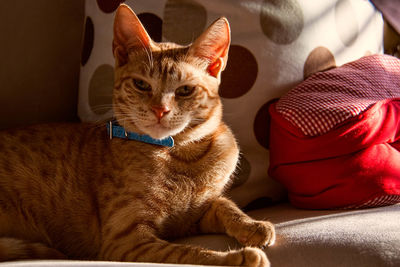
[112,4,230,143]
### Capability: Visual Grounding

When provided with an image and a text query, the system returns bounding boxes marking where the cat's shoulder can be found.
[213,122,238,151]
[0,122,107,142]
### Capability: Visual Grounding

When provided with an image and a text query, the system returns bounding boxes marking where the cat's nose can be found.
[151,105,170,120]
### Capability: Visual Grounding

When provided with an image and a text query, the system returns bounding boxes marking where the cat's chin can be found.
[143,123,186,140]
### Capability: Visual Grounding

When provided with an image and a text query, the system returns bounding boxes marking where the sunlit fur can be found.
[0,4,275,266]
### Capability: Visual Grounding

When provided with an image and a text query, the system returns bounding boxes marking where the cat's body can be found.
[0,4,275,266]
[0,120,237,259]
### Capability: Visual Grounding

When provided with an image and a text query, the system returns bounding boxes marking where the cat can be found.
[0,4,275,266]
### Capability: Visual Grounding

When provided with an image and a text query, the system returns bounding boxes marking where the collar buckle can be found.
[108,121,113,140]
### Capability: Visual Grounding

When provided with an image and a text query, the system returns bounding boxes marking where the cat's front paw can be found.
[240,247,270,267]
[235,220,275,248]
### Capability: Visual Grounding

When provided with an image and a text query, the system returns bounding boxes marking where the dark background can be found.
[0,0,84,129]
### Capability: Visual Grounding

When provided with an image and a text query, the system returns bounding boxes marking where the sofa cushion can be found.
[178,203,400,267]
[3,203,399,267]
[269,55,400,209]
[261,203,400,267]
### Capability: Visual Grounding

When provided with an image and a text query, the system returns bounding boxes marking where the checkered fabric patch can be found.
[344,195,400,209]
[276,55,400,136]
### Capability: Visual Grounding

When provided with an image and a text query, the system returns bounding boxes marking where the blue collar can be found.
[106,121,174,147]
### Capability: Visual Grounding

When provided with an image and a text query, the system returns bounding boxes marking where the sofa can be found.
[1,203,400,267]
[1,0,399,266]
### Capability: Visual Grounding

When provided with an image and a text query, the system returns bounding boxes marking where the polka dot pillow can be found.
[269,54,400,209]
[79,0,383,208]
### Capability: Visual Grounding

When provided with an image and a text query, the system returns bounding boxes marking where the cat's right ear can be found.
[188,17,231,79]
[113,4,153,66]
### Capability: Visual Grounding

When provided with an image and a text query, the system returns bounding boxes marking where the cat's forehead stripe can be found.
[160,62,170,86]
[146,54,188,84]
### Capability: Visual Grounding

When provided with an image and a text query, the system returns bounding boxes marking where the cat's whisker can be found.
[90,105,114,113]
[93,93,113,97]
[91,104,114,107]
[90,119,114,129]
[135,36,154,71]
[148,42,154,70]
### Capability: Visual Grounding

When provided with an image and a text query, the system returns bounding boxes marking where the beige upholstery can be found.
[1,203,399,266]
[177,203,400,266]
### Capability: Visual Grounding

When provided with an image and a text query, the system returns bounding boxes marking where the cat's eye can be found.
[133,79,151,92]
[175,85,196,97]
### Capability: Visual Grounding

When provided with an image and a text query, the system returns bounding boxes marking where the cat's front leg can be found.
[99,222,269,266]
[198,197,276,248]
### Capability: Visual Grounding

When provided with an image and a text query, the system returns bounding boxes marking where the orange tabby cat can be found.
[0,4,275,266]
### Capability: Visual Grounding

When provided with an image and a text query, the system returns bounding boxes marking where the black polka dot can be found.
[163,0,207,45]
[260,0,304,45]
[253,99,278,149]
[81,17,94,66]
[138,13,163,43]
[96,0,125,13]
[231,156,251,189]
[219,45,258,99]
[303,46,336,79]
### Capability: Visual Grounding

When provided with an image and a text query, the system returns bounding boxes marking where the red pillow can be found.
[269,54,400,209]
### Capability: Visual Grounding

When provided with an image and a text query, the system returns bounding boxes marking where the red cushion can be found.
[268,55,400,209]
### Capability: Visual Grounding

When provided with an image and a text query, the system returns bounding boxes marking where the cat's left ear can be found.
[188,17,231,78]
[113,4,154,66]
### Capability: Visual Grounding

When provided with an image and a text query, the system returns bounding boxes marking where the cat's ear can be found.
[188,17,231,78]
[113,4,153,66]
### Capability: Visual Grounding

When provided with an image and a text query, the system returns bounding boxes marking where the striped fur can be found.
[0,4,275,266]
